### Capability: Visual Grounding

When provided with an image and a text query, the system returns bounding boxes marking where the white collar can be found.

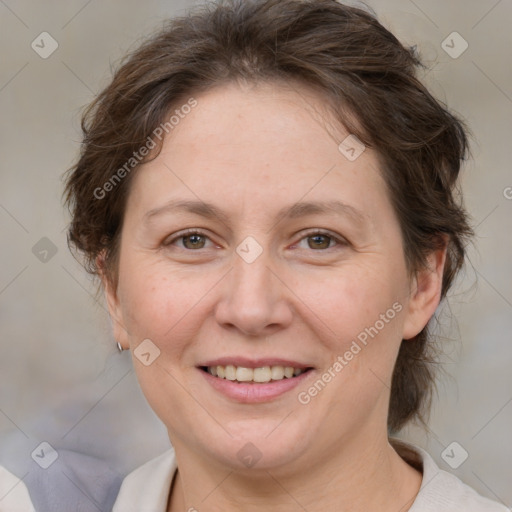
[113,439,508,511]
[0,466,36,512]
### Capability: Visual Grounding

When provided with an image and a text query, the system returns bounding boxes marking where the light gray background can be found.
[1,0,511,507]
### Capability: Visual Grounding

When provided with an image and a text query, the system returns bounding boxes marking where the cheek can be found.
[293,264,406,426]
[117,256,222,357]
[293,260,406,347]
[117,260,182,343]
[117,263,209,427]
[292,260,408,415]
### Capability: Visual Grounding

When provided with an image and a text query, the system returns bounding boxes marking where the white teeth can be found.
[225,365,236,381]
[205,364,307,382]
[236,367,254,382]
[271,366,285,380]
[253,367,271,383]
[284,366,294,378]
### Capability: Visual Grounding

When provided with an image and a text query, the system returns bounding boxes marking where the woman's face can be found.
[105,81,442,471]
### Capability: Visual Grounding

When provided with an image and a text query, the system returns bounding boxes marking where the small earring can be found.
[116,341,124,352]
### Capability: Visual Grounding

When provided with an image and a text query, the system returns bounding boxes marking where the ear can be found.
[96,252,130,349]
[402,239,448,341]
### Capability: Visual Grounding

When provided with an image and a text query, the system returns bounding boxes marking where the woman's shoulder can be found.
[113,448,178,512]
[391,438,509,512]
[1,449,122,512]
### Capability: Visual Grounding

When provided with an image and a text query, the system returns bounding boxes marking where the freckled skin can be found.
[103,81,445,511]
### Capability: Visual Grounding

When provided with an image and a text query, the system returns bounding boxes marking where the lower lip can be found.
[199,368,313,403]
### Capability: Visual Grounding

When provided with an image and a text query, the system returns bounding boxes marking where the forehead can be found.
[125,81,389,226]
[165,80,348,154]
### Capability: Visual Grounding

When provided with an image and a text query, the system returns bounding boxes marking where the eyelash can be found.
[163,228,347,251]
[294,229,348,250]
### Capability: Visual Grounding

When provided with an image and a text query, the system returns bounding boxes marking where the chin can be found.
[196,418,315,472]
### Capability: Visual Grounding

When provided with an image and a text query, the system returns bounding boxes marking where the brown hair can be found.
[63,0,473,433]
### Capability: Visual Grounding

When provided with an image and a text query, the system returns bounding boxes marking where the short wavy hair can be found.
[63,0,473,433]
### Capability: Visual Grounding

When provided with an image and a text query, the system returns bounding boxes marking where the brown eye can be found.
[307,234,332,250]
[293,229,347,252]
[181,233,207,249]
[164,230,213,250]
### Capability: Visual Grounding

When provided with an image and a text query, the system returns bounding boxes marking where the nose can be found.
[214,247,293,337]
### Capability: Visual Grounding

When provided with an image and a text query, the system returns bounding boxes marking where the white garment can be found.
[0,466,35,512]
[113,438,510,511]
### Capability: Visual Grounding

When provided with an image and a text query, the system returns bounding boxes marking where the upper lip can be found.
[199,357,313,369]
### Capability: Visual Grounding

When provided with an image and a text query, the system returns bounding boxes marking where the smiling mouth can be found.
[199,365,314,383]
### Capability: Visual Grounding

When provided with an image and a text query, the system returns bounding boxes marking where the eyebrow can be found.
[143,199,368,227]
[144,199,231,225]
[276,200,367,225]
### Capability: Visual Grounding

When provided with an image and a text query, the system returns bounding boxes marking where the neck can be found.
[167,428,422,512]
